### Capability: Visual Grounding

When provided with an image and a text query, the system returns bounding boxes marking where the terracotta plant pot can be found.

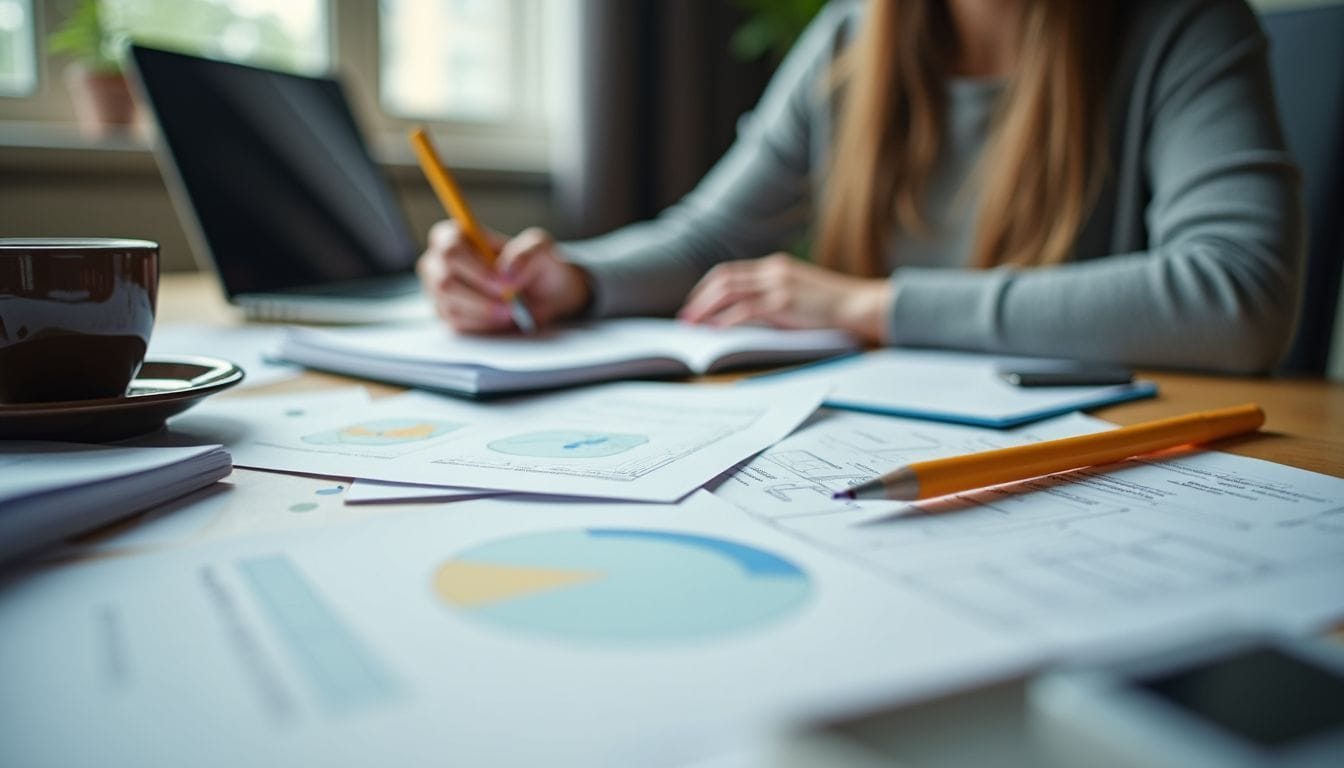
[64,63,138,138]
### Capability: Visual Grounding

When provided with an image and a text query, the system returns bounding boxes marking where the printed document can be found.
[0,491,1040,768]
[41,469,444,563]
[344,479,503,504]
[4,416,1342,767]
[712,409,1344,645]
[159,381,828,502]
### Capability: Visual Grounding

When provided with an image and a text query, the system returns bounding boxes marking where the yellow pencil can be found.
[409,127,536,333]
[835,403,1266,501]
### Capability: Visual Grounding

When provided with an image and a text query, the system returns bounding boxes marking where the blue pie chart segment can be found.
[432,529,811,643]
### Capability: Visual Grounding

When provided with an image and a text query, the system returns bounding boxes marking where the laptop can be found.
[127,45,431,323]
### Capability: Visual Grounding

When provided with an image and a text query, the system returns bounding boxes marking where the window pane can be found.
[0,0,36,96]
[380,0,512,121]
[106,0,328,75]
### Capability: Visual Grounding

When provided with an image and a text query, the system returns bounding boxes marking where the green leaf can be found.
[47,0,122,72]
[729,0,829,62]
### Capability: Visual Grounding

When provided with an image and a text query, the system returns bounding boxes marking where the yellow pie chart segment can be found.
[433,561,605,607]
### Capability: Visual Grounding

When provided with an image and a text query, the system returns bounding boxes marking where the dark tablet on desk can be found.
[1032,634,1344,767]
[997,363,1134,387]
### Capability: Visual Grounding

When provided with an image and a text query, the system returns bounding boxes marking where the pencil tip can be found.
[832,489,854,500]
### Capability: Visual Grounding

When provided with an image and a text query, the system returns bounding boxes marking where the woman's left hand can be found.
[677,253,892,342]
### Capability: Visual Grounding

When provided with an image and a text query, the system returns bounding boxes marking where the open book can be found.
[0,442,232,563]
[276,318,858,396]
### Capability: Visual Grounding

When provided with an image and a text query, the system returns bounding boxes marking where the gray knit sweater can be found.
[563,0,1304,373]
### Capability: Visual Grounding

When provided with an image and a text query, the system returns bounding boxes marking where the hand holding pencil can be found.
[410,127,591,333]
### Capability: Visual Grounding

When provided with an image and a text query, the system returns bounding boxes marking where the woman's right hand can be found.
[416,221,592,333]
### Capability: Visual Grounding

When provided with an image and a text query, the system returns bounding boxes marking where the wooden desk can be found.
[12,273,1335,768]
[159,271,1344,477]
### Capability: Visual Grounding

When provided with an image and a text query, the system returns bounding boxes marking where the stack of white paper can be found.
[4,394,1343,767]
[0,442,232,563]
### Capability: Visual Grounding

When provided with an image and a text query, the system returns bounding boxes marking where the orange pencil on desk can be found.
[409,127,536,334]
[835,403,1266,501]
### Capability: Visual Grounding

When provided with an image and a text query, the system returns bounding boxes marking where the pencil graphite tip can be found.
[510,299,537,335]
[832,489,855,500]
[842,467,919,501]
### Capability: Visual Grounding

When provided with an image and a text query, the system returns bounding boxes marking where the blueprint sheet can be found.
[710,409,1344,645]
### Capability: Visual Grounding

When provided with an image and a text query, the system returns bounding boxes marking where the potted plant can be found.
[48,0,136,137]
[730,0,828,63]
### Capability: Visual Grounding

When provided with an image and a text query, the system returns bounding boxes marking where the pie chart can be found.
[432,529,811,643]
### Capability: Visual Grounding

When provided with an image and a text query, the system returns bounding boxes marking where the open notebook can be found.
[276,318,859,396]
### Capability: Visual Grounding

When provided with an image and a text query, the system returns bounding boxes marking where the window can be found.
[361,0,551,169]
[1,0,554,169]
[0,0,36,96]
[107,0,329,75]
[380,0,512,122]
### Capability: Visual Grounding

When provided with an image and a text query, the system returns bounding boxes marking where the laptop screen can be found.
[129,45,419,297]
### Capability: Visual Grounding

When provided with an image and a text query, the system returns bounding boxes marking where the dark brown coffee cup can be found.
[0,238,159,403]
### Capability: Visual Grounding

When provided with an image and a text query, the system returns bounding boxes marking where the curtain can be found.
[551,0,775,239]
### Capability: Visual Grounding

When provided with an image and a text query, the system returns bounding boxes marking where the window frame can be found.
[0,0,38,97]
[0,0,554,172]
[333,0,552,172]
[1,1,67,122]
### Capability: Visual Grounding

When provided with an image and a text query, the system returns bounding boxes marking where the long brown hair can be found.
[818,0,1114,275]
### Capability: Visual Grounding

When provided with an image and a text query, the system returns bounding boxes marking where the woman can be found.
[417,0,1303,373]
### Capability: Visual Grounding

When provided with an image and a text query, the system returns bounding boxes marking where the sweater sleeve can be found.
[886,0,1304,374]
[560,3,852,318]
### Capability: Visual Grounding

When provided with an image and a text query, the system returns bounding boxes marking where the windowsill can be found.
[0,121,157,173]
[0,119,553,187]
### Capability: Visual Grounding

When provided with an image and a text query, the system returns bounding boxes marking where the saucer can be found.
[0,355,245,442]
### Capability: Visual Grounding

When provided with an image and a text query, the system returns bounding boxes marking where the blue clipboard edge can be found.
[742,353,1161,428]
[822,380,1160,429]
[743,351,867,381]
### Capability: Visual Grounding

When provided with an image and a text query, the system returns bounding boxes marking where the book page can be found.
[283,318,854,374]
